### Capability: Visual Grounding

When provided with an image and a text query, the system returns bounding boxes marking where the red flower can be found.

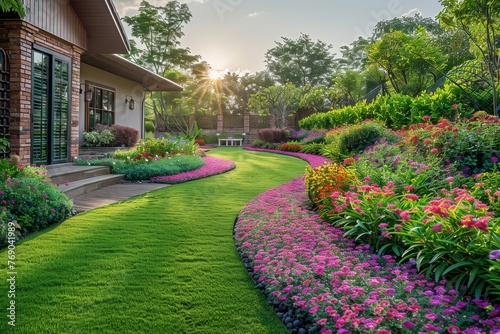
[447,325,461,333]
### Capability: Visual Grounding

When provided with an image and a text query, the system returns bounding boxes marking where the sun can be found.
[208,69,224,81]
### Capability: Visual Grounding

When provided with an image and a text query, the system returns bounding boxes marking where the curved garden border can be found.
[235,149,500,334]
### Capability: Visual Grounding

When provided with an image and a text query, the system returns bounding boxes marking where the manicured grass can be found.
[0,147,308,334]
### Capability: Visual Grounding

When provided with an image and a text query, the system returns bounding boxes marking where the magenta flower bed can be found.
[234,177,500,333]
[244,147,329,168]
[150,156,235,184]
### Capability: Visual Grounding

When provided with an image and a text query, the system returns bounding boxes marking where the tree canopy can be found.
[265,33,336,87]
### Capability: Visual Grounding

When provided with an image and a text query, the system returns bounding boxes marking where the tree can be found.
[0,0,26,17]
[122,1,200,134]
[299,85,336,112]
[336,37,370,71]
[265,33,336,86]
[438,0,500,115]
[372,14,445,40]
[249,83,302,129]
[366,28,446,96]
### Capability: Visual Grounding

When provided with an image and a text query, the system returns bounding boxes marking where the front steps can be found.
[46,163,125,199]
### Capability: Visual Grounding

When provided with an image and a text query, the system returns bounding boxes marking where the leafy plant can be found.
[0,163,73,241]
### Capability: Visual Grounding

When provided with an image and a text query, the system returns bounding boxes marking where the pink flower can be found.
[404,194,419,201]
[448,325,461,333]
[431,224,443,232]
[399,210,410,222]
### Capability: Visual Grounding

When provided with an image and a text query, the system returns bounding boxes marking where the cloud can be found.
[247,11,267,18]
[402,8,422,17]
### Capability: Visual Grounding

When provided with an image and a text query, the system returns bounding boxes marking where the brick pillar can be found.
[217,114,223,134]
[1,21,38,164]
[243,112,250,145]
[71,45,84,160]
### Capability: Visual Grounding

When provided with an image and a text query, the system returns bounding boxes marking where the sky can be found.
[114,0,445,74]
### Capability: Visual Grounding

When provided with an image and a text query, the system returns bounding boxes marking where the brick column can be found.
[71,45,84,160]
[217,114,223,134]
[1,21,38,164]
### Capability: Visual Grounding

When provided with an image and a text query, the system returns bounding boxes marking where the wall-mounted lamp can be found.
[85,90,93,102]
[125,95,135,110]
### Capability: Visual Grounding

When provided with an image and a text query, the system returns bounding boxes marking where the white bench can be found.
[218,138,243,146]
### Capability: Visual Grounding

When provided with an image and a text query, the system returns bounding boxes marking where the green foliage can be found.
[366,27,447,97]
[122,155,204,181]
[403,115,500,175]
[145,121,155,133]
[82,129,115,147]
[0,138,9,153]
[354,139,450,196]
[265,33,336,86]
[134,137,198,157]
[300,143,325,155]
[438,0,500,115]
[322,121,388,161]
[305,114,500,299]
[249,83,302,129]
[299,85,467,130]
[0,0,26,17]
[74,154,204,181]
[0,158,23,181]
[0,164,73,243]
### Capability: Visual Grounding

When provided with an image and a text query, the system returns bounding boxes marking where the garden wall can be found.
[157,109,317,143]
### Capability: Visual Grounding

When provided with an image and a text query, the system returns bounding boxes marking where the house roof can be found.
[70,0,130,54]
[81,54,183,92]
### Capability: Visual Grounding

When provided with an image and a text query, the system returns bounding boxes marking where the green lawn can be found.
[0,147,308,334]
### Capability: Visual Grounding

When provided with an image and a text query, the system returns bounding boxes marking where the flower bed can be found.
[234,177,500,333]
[150,156,235,184]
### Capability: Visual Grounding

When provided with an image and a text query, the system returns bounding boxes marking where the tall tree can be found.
[122,1,200,134]
[265,33,336,86]
[249,83,302,129]
[438,0,500,115]
[366,28,446,96]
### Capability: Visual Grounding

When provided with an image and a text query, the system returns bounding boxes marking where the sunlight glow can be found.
[208,69,224,81]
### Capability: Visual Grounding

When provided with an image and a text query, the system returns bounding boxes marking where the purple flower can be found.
[403,321,415,329]
[489,250,500,260]
[492,156,499,163]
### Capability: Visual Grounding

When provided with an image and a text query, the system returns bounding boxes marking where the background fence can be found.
[157,109,317,143]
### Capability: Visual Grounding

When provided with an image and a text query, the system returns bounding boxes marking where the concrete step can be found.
[46,163,111,185]
[58,174,125,199]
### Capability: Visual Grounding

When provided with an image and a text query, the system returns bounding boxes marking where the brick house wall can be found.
[0,20,83,164]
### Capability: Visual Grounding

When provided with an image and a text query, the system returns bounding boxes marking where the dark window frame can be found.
[84,81,116,131]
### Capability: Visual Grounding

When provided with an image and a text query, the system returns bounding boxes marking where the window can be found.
[32,47,70,165]
[87,84,115,131]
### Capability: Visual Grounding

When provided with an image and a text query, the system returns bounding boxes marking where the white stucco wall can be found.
[79,63,145,146]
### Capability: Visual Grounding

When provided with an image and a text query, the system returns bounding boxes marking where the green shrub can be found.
[322,121,388,161]
[123,155,205,181]
[300,143,325,155]
[299,85,465,131]
[83,129,114,147]
[0,163,73,246]
[145,121,155,133]
[134,138,197,158]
